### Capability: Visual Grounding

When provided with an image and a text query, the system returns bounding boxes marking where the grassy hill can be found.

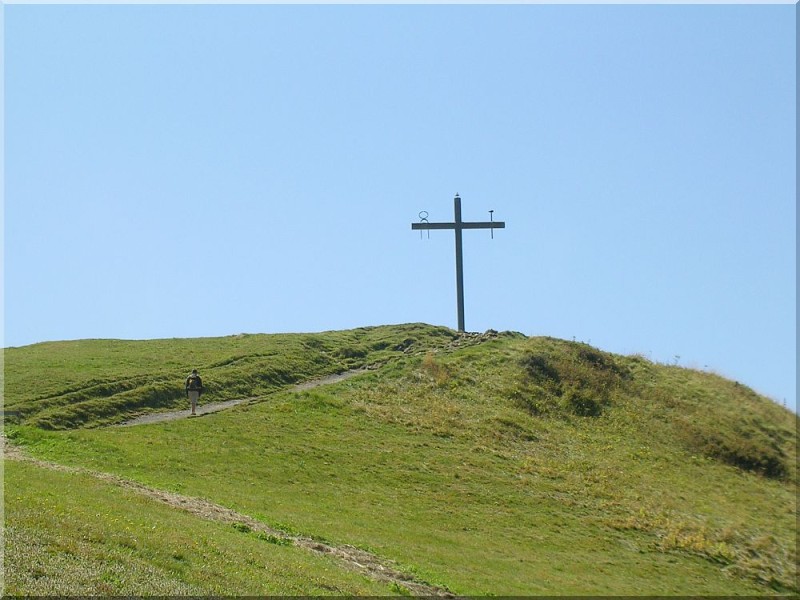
[4,324,797,595]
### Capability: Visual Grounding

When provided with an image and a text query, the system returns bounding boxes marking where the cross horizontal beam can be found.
[412,221,505,230]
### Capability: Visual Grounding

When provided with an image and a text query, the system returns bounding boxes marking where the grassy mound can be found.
[3,324,458,429]
[5,324,796,594]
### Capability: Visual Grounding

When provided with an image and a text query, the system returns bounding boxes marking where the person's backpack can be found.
[187,375,202,391]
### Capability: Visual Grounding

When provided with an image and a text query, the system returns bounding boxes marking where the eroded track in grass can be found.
[115,367,375,427]
[5,334,509,595]
[3,435,453,597]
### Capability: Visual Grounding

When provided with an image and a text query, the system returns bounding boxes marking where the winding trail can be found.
[116,367,373,427]
[3,364,454,597]
[4,441,451,596]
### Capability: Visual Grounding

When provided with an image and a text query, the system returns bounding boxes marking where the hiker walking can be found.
[185,369,203,415]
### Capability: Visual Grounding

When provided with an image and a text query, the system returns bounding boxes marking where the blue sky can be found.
[4,4,796,411]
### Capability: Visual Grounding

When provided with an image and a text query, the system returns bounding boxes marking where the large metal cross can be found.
[411,194,505,332]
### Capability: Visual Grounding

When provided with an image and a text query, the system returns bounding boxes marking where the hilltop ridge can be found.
[5,323,797,594]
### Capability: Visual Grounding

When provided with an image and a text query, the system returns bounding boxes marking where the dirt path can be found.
[3,434,453,596]
[116,368,373,427]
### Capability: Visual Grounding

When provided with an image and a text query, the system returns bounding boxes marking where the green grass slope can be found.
[4,324,457,429]
[4,460,392,596]
[5,324,797,595]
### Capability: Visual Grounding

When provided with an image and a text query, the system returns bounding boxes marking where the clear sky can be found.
[4,4,796,412]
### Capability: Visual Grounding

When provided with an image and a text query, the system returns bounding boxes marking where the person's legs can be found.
[188,390,199,414]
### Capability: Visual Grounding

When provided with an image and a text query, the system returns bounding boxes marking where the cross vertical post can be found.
[454,195,465,332]
[411,194,505,332]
